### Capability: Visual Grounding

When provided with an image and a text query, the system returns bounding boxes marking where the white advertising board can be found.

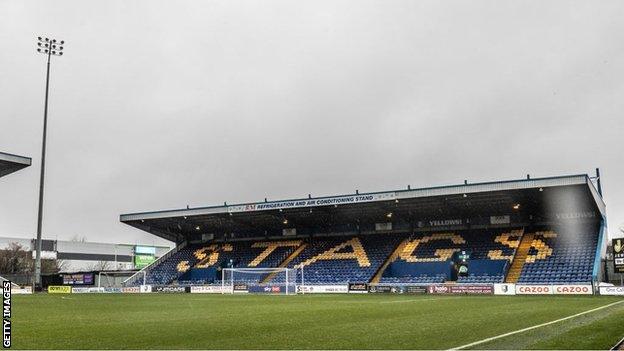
[297,285,348,294]
[599,286,624,296]
[516,284,592,295]
[71,287,105,293]
[552,285,592,295]
[494,283,516,295]
[190,285,231,294]
[9,287,33,295]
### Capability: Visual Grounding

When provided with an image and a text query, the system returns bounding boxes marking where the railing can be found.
[122,242,186,286]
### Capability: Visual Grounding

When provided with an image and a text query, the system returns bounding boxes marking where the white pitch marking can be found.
[449,300,624,350]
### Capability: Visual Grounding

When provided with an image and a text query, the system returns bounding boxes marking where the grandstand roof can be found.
[121,174,605,243]
[0,151,31,178]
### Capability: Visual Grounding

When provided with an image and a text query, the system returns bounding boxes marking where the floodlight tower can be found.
[33,36,65,289]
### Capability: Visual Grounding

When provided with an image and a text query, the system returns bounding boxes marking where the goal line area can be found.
[221,267,304,295]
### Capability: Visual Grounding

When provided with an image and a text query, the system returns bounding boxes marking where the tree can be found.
[0,242,67,275]
[88,260,113,272]
[0,243,31,274]
[41,258,67,274]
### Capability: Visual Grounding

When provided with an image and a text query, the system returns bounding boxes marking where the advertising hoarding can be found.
[599,286,624,296]
[613,239,624,273]
[9,287,33,295]
[134,254,156,269]
[368,285,427,294]
[48,286,72,294]
[297,285,349,294]
[190,285,231,294]
[153,285,188,293]
[494,283,516,295]
[61,273,94,285]
[122,287,140,293]
[427,285,493,295]
[348,283,368,293]
[71,287,104,293]
[516,284,592,295]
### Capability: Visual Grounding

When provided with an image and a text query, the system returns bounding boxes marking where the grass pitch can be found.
[13,294,624,349]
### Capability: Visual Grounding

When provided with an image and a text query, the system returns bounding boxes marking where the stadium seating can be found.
[134,225,598,286]
[283,235,406,284]
[378,229,519,284]
[143,245,200,285]
[146,241,303,285]
[516,225,598,284]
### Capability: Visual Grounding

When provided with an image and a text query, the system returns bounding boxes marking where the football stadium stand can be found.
[120,173,607,288]
[516,225,599,284]
[0,151,31,179]
[378,229,519,284]
[287,235,404,284]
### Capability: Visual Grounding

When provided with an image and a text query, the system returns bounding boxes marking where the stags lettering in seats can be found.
[296,238,371,268]
[248,241,302,267]
[194,243,233,268]
[399,233,466,262]
[525,231,556,263]
[488,229,523,261]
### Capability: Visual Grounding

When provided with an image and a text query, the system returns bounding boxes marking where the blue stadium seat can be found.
[516,225,597,285]
[134,224,599,286]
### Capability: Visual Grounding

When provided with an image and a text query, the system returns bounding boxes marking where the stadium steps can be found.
[505,231,534,283]
[261,243,307,283]
[369,239,409,284]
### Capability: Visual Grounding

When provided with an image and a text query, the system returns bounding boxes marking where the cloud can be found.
[1,0,623,245]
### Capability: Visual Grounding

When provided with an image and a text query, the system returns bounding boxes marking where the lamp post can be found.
[34,36,65,289]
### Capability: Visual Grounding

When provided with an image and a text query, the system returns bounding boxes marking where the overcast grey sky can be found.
[0,0,622,246]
